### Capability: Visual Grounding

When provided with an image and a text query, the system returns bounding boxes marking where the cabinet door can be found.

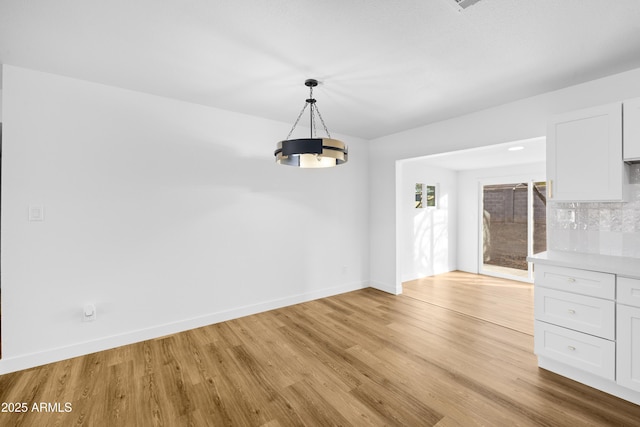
[547,103,624,201]
[617,304,640,392]
[624,97,640,161]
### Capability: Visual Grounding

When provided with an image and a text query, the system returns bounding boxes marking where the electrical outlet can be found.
[28,205,45,222]
[83,304,96,322]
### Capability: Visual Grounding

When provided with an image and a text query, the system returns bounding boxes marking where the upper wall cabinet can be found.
[624,97,640,162]
[547,102,625,201]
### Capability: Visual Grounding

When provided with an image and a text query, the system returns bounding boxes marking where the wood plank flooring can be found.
[402,271,535,335]
[1,272,639,426]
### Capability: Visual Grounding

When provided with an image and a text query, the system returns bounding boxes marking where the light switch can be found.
[28,205,45,222]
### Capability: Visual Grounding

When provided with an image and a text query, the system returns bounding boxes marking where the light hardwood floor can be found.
[403,271,535,335]
[1,272,639,426]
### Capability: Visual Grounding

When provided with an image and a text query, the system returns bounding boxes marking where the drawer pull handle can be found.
[567,277,576,283]
[568,346,576,351]
[568,309,576,315]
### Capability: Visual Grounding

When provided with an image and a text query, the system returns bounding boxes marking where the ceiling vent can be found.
[450,0,481,11]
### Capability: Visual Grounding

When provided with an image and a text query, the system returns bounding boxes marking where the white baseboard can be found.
[0,281,369,375]
[370,280,402,295]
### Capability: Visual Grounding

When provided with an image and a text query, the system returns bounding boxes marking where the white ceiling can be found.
[404,137,546,171]
[1,0,640,140]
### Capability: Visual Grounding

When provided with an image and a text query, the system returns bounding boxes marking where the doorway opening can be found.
[480,179,546,282]
[395,137,546,294]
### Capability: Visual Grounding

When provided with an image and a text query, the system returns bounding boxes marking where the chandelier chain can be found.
[285,102,309,140]
[283,80,331,140]
[309,83,331,138]
[314,105,331,139]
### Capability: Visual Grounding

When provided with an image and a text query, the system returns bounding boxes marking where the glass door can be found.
[531,181,547,258]
[480,179,546,282]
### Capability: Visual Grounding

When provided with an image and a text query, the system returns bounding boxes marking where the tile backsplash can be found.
[547,164,640,258]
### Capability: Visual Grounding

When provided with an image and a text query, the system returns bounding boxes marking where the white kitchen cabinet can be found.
[529,252,640,405]
[547,102,625,201]
[533,265,616,381]
[624,97,640,161]
[617,304,640,393]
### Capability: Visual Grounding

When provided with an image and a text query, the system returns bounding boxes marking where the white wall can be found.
[397,159,456,282]
[369,66,640,293]
[0,65,369,373]
[457,162,546,274]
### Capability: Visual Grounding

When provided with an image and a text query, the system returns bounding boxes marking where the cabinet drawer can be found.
[534,288,616,340]
[534,320,615,380]
[535,288,615,340]
[535,264,615,299]
[618,277,640,308]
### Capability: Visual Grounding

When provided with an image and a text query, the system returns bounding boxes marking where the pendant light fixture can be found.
[274,79,348,168]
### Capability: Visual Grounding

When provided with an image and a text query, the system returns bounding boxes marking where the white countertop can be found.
[528,251,640,278]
